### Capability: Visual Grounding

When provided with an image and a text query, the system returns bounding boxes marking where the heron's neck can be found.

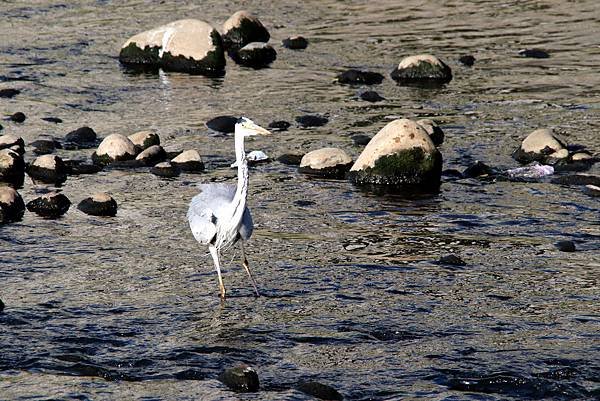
[231,131,249,222]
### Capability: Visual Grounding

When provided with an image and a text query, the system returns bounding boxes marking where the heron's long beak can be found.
[249,123,271,136]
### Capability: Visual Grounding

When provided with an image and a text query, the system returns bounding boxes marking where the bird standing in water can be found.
[187,117,271,299]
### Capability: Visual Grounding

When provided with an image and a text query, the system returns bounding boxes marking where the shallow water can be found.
[1,1,599,400]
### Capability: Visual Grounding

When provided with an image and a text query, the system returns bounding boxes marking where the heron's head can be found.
[235,117,271,137]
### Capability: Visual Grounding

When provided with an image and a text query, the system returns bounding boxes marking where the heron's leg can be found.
[209,245,226,299]
[240,242,260,297]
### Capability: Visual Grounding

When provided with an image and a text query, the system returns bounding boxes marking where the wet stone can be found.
[519,48,550,58]
[218,366,259,392]
[174,368,205,381]
[337,69,384,85]
[297,381,343,401]
[151,161,180,178]
[351,134,372,146]
[555,240,576,252]
[171,149,205,172]
[128,130,160,152]
[0,298,4,313]
[458,54,476,66]
[358,90,385,102]
[0,88,20,98]
[206,116,237,133]
[583,184,600,197]
[27,154,68,185]
[64,126,97,147]
[513,128,567,164]
[391,54,452,85]
[277,153,303,166]
[9,112,26,123]
[416,119,444,146]
[232,42,277,68]
[92,134,137,165]
[30,135,59,155]
[222,10,270,51]
[135,145,166,166]
[296,115,328,128]
[439,254,467,266]
[0,134,25,154]
[299,148,353,179]
[41,117,62,123]
[268,120,291,131]
[65,159,103,175]
[463,161,494,178]
[282,36,308,50]
[26,192,71,218]
[550,174,600,187]
[0,149,25,187]
[0,186,25,223]
[77,193,117,217]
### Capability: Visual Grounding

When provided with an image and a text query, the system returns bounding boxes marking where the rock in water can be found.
[282,36,308,49]
[391,54,452,85]
[64,126,98,148]
[337,69,384,85]
[458,55,475,66]
[30,135,59,155]
[9,112,26,123]
[0,89,20,98]
[349,119,443,187]
[0,149,25,187]
[297,381,343,401]
[135,145,166,166]
[0,186,25,223]
[299,148,353,178]
[555,240,576,252]
[0,298,4,312]
[439,254,467,266]
[171,149,205,172]
[416,119,444,146]
[518,48,550,58]
[351,133,372,146]
[222,11,270,51]
[119,19,226,76]
[218,366,259,392]
[128,130,160,152]
[232,42,276,68]
[41,117,62,123]
[268,120,291,131]
[77,193,118,217]
[583,184,600,197]
[0,134,25,154]
[151,161,180,178]
[358,90,385,102]
[92,134,137,165]
[550,173,600,187]
[26,192,71,218]
[512,128,567,164]
[27,155,68,185]
[296,115,328,128]
[206,116,238,133]
[462,161,494,178]
[277,153,303,165]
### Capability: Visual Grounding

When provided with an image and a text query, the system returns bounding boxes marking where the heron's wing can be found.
[239,207,254,240]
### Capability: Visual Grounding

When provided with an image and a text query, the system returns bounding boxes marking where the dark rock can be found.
[583,185,600,197]
[0,298,4,313]
[299,148,353,179]
[519,48,550,58]
[26,192,71,218]
[41,117,63,123]
[135,145,166,166]
[171,149,204,172]
[359,91,385,102]
[553,153,597,172]
[231,42,276,68]
[218,366,259,392]
[391,54,452,85]
[119,19,226,76]
[64,126,97,147]
[277,153,303,165]
[296,115,328,128]
[30,135,59,155]
[9,112,26,123]
[206,116,237,133]
[555,240,575,252]
[151,161,180,178]
[0,134,25,153]
[92,134,137,165]
[0,89,20,98]
[0,149,25,187]
[458,55,475,66]
[439,254,467,266]
[351,134,372,146]
[462,161,494,178]
[337,69,384,85]
[551,174,600,187]
[297,381,343,401]
[416,119,444,146]
[77,193,117,217]
[0,186,25,223]
[27,155,68,185]
[128,130,160,152]
[222,11,270,51]
[442,169,463,180]
[268,120,291,131]
[65,160,103,175]
[174,368,205,380]
[282,36,308,50]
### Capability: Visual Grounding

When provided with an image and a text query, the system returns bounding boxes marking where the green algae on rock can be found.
[391,54,452,85]
[222,11,270,51]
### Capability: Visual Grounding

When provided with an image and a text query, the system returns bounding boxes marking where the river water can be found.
[1,1,599,400]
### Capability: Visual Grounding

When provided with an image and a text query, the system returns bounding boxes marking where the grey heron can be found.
[187,117,271,299]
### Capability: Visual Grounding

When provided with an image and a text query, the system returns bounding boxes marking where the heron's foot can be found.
[219,283,226,300]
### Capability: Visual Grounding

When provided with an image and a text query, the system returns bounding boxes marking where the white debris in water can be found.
[506,163,554,179]
[231,150,269,167]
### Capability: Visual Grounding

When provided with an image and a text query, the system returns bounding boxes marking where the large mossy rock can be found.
[222,11,270,51]
[391,54,452,85]
[299,148,352,179]
[119,19,226,76]
[349,119,442,187]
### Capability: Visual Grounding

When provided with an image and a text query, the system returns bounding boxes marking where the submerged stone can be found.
[206,116,237,133]
[41,117,62,123]
[296,115,328,127]
[458,54,475,66]
[27,154,68,185]
[550,173,600,187]
[282,36,308,50]
[391,54,452,85]
[299,148,353,179]
[462,161,494,178]
[519,48,550,58]
[222,11,270,51]
[119,19,226,76]
[277,153,303,166]
[0,149,25,187]
[337,69,384,85]
[358,90,385,102]
[297,381,343,401]
[268,120,291,131]
[77,193,117,217]
[218,366,259,392]
[231,42,276,68]
[26,192,71,218]
[555,240,576,252]
[0,89,20,98]
[0,186,25,223]
[351,133,372,146]
[439,254,467,266]
[65,159,103,175]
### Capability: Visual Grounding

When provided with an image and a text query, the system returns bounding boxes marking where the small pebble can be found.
[296,115,328,128]
[458,55,475,66]
[439,254,466,266]
[0,89,20,98]
[268,120,291,131]
[337,69,384,85]
[41,117,63,123]
[555,240,576,252]
[359,91,385,102]
[462,161,494,178]
[282,36,308,50]
[518,48,550,58]
[9,112,26,123]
